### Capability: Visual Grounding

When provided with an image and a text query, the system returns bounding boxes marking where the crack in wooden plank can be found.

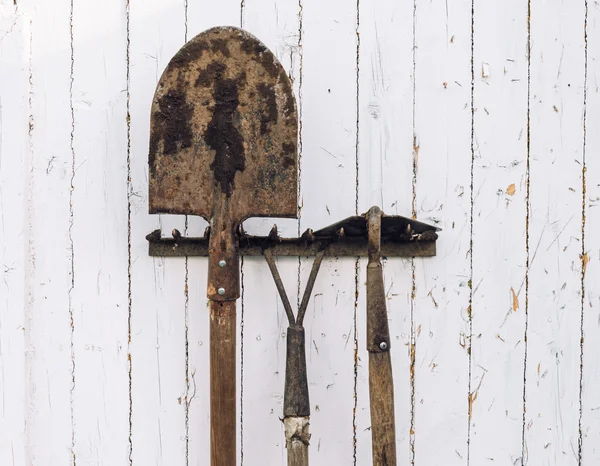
[467,0,475,464]
[125,0,133,464]
[578,2,589,464]
[521,1,531,464]
[353,1,360,464]
[68,1,77,464]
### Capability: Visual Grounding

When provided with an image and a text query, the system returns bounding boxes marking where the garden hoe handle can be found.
[366,206,397,466]
[208,195,240,466]
[264,247,325,466]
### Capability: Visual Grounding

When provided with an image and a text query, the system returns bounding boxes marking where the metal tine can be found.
[263,248,296,326]
[145,229,162,241]
[172,228,182,241]
[300,228,315,242]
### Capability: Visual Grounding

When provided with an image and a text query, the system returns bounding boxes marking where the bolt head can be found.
[218,260,227,268]
[218,287,226,296]
[379,341,388,351]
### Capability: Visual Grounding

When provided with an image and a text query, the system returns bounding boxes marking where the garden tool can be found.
[148,26,298,466]
[262,244,325,466]
[366,206,396,465]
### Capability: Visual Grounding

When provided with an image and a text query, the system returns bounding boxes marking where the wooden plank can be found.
[470,0,529,463]
[128,1,188,464]
[19,0,77,463]
[357,0,414,463]
[69,0,130,463]
[0,10,28,466]
[412,0,472,463]
[184,3,242,464]
[524,1,586,464]
[241,0,301,462]
[299,0,357,463]
[582,2,599,463]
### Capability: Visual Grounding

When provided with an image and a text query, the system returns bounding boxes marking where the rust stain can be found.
[581,252,590,274]
[413,136,420,166]
[511,287,519,312]
[468,392,475,422]
[468,374,485,422]
[506,183,516,196]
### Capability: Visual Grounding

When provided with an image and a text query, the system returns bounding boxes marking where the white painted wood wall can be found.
[0,0,598,464]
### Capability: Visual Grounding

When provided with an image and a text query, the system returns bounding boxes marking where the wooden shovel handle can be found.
[210,300,237,466]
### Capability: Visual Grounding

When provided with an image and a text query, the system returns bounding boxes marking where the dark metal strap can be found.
[263,248,326,327]
[263,248,296,326]
[296,249,325,327]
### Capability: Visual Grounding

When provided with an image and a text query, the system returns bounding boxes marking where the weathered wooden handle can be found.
[367,261,397,466]
[210,300,237,466]
[284,326,310,466]
[285,416,310,466]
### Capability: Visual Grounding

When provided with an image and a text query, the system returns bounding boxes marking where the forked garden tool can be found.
[262,245,326,466]
[148,26,298,465]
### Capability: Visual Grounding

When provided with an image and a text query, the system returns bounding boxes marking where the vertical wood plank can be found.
[69,1,130,463]
[184,3,242,465]
[128,1,187,464]
[470,0,529,463]
[300,0,357,463]
[582,1,599,463]
[20,0,77,463]
[525,1,586,464]
[0,10,28,466]
[412,0,472,463]
[357,0,414,463]
[241,0,301,463]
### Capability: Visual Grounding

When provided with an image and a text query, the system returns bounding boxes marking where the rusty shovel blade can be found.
[149,26,298,221]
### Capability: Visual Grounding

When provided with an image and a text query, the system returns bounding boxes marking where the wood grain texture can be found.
[210,301,237,466]
[525,1,586,464]
[20,0,76,463]
[300,0,358,463]
[470,0,529,463]
[357,1,414,463]
[70,0,130,462]
[0,10,28,466]
[128,1,188,464]
[412,0,472,464]
[582,1,599,463]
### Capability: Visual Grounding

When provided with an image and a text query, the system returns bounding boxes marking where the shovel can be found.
[148,26,298,466]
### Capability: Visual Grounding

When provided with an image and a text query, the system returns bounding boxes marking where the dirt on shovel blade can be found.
[148,26,298,222]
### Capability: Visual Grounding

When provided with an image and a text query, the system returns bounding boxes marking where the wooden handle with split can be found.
[366,206,397,466]
[210,300,237,466]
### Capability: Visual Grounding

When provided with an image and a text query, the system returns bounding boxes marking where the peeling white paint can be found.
[0,0,598,465]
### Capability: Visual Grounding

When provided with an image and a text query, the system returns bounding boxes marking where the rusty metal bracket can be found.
[146,210,440,259]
